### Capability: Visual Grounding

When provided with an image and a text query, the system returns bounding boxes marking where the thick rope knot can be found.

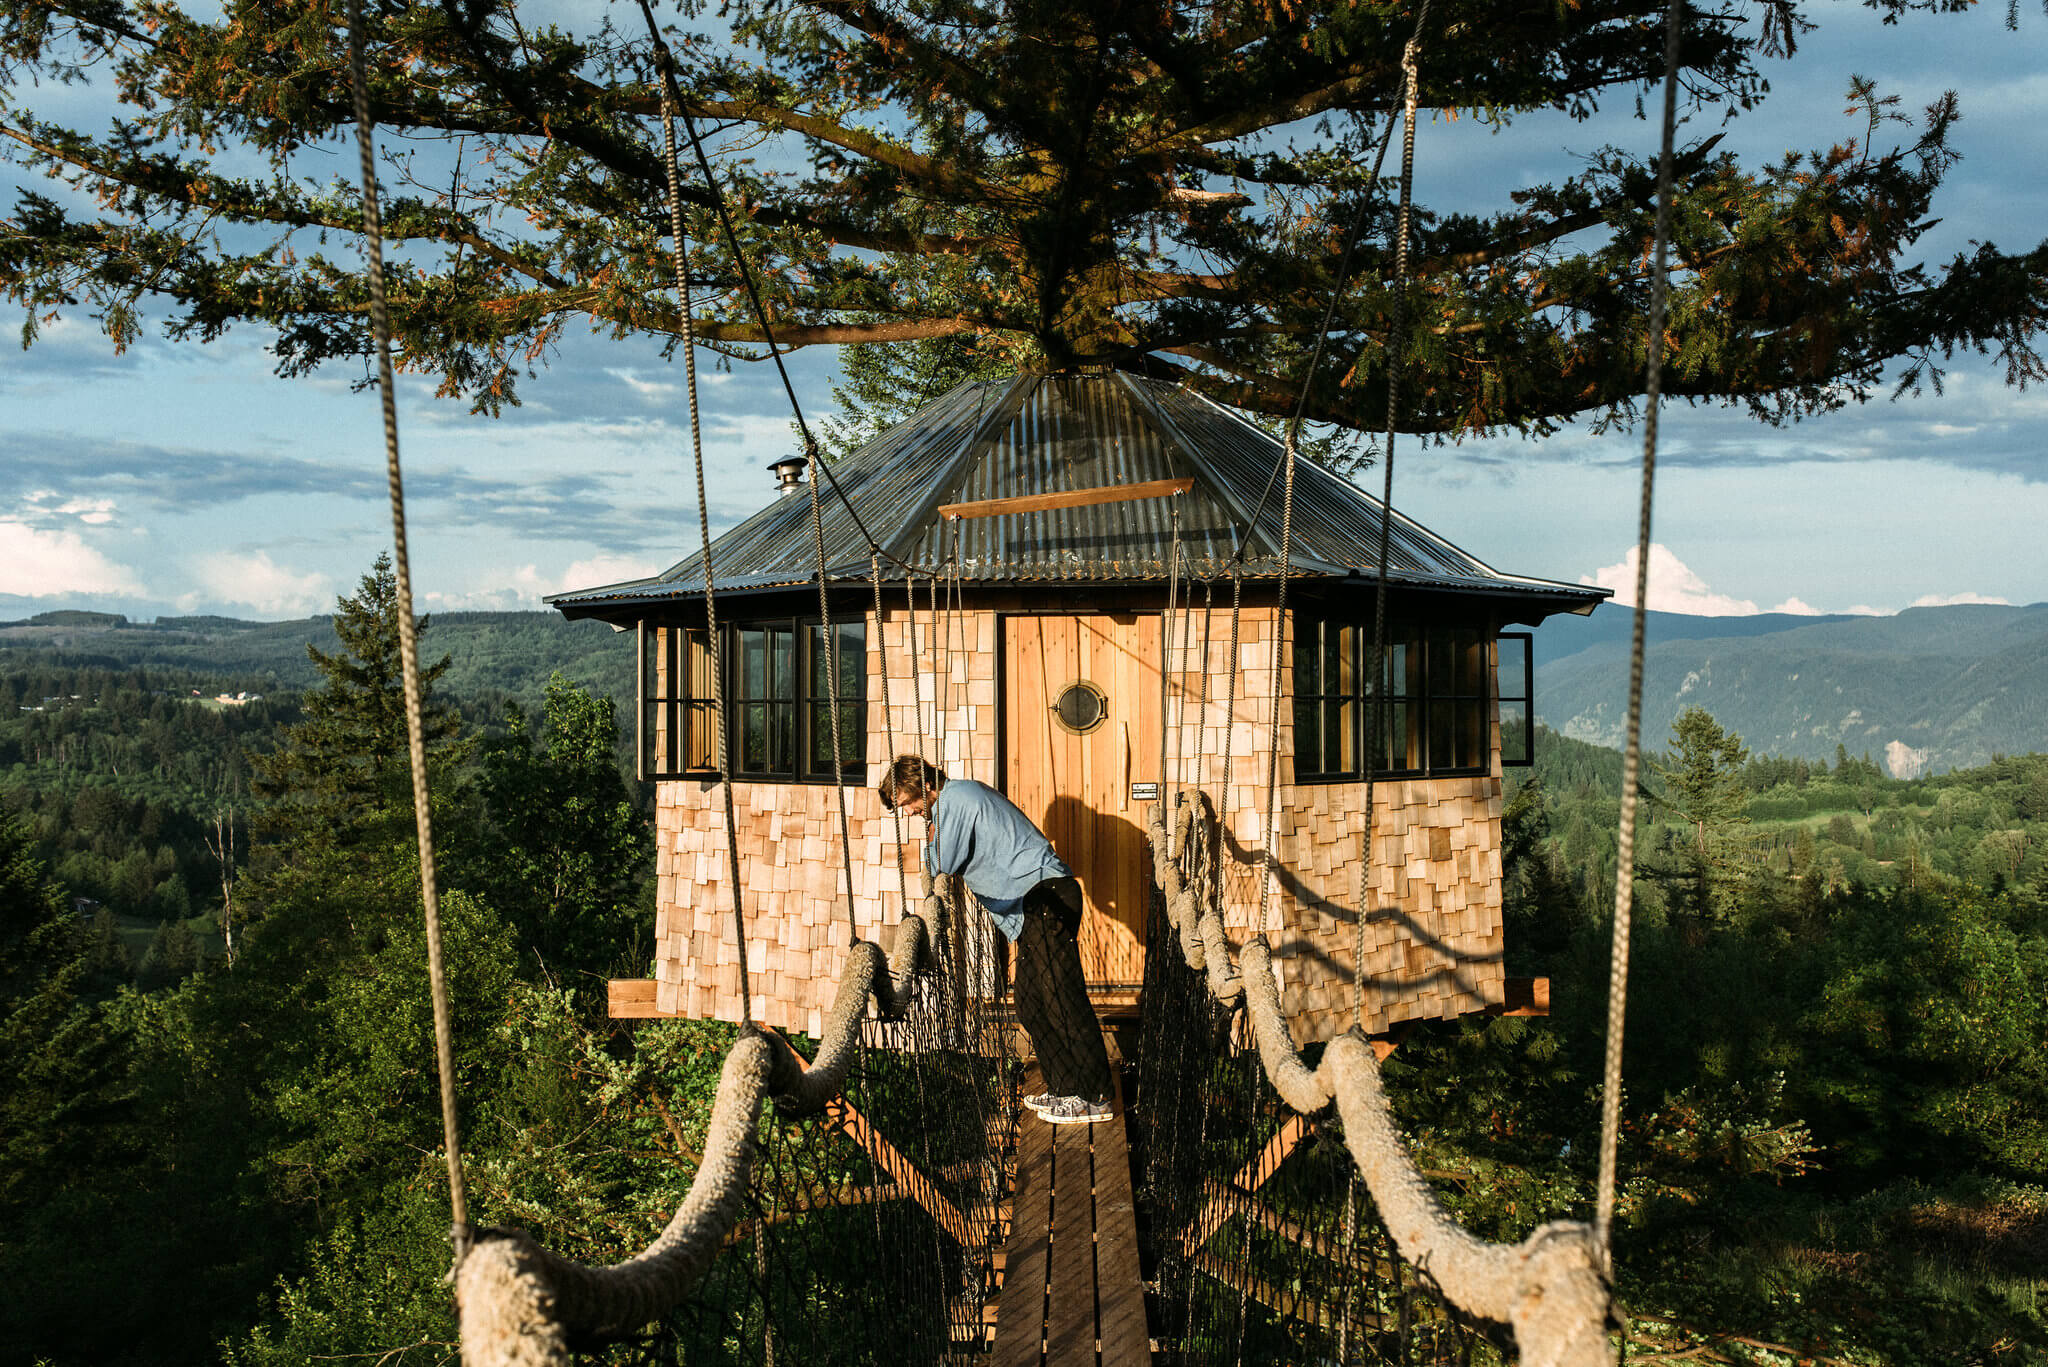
[456,1231,567,1367]
[1506,1223,1615,1367]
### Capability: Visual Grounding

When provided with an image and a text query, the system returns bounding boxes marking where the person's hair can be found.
[877,754,942,810]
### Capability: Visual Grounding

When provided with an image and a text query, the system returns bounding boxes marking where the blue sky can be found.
[2,2,2044,622]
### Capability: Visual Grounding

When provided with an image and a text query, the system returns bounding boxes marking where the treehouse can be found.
[549,371,1606,1044]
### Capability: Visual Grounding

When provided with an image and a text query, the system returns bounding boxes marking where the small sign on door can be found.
[1130,781,1159,803]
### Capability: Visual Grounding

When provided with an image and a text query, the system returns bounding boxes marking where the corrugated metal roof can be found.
[549,372,1604,611]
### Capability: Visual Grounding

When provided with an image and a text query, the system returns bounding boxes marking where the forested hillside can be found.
[0,607,634,714]
[0,584,641,994]
[1387,713,2048,1362]
[1,560,678,1366]
[1534,602,2048,776]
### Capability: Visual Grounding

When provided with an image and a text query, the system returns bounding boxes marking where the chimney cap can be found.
[768,454,808,494]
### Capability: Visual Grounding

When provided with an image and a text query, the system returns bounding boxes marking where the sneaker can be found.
[1038,1096,1113,1125]
[1022,1092,1059,1112]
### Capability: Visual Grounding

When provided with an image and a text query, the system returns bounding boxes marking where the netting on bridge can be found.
[651,953,1014,1367]
[458,901,1016,1367]
[1132,799,1485,1366]
[1130,789,1613,1367]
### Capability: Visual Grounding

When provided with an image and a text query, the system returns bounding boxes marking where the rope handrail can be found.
[1144,791,1615,1367]
[455,901,950,1365]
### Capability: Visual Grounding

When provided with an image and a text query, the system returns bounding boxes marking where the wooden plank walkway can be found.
[992,1067,1150,1366]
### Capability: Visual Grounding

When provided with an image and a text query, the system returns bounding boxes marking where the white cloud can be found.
[0,522,145,596]
[1767,596,1822,615]
[605,367,681,400]
[1842,604,1888,616]
[552,553,662,590]
[182,551,333,617]
[1909,590,2013,608]
[419,555,666,612]
[18,490,120,526]
[1579,544,1762,616]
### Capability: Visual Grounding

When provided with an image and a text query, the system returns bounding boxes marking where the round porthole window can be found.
[1052,680,1109,735]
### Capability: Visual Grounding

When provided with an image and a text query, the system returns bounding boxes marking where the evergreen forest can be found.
[1,560,2042,1364]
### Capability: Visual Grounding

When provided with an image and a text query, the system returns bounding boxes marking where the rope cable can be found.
[1193,572,1215,800]
[1358,21,1426,1027]
[1596,0,1684,1269]
[1256,0,1433,959]
[804,390,861,946]
[344,0,469,1268]
[654,41,754,1023]
[1216,559,1244,922]
[1252,425,1298,942]
[1229,21,1423,564]
[1159,501,1183,806]
[632,0,917,577]
[874,554,910,923]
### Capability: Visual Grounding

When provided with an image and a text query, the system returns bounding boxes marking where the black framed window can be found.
[1497,632,1533,768]
[736,623,799,776]
[639,623,716,780]
[805,621,866,778]
[1293,616,1519,780]
[639,618,865,783]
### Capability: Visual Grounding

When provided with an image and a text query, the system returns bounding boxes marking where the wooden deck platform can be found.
[991,1067,1149,1366]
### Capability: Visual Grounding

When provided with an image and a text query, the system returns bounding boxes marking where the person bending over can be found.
[877,755,1114,1125]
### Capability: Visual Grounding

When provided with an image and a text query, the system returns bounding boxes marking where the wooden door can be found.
[1003,613,1161,990]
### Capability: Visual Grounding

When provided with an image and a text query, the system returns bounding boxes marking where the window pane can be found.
[1327,696,1356,774]
[742,702,768,771]
[1372,699,1416,772]
[1496,633,1529,692]
[810,702,834,770]
[1499,700,1532,767]
[770,701,795,771]
[1455,630,1485,695]
[1423,633,1444,697]
[686,701,717,771]
[1453,698,1484,770]
[1325,623,1349,698]
[809,701,864,770]
[1294,698,1323,776]
[809,702,865,774]
[1294,621,1321,694]
[1428,692,1452,772]
[838,623,865,695]
[741,629,767,699]
[771,628,796,699]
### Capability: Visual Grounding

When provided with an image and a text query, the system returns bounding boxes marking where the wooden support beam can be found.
[825,1094,975,1248]
[607,978,670,1018]
[1495,977,1551,1017]
[720,1184,897,1248]
[938,476,1194,521]
[1184,1112,1313,1255]
[1190,1250,1405,1333]
[1194,1180,1405,1282]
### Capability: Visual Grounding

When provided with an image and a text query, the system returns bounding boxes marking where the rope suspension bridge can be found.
[336,0,1690,1358]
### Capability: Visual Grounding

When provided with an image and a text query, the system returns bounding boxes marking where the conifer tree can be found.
[0,799,125,1234]
[475,675,653,978]
[1648,706,1753,922]
[3,0,2042,437]
[244,552,463,938]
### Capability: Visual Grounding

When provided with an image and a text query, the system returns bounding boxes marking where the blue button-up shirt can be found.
[921,778,1071,941]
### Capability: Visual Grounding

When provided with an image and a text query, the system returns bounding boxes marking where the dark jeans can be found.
[1014,877,1113,1103]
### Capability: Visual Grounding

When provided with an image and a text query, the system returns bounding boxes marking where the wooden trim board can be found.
[939,477,1194,521]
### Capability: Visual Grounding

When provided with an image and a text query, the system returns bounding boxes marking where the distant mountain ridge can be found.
[0,610,634,712]
[1533,601,2048,776]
